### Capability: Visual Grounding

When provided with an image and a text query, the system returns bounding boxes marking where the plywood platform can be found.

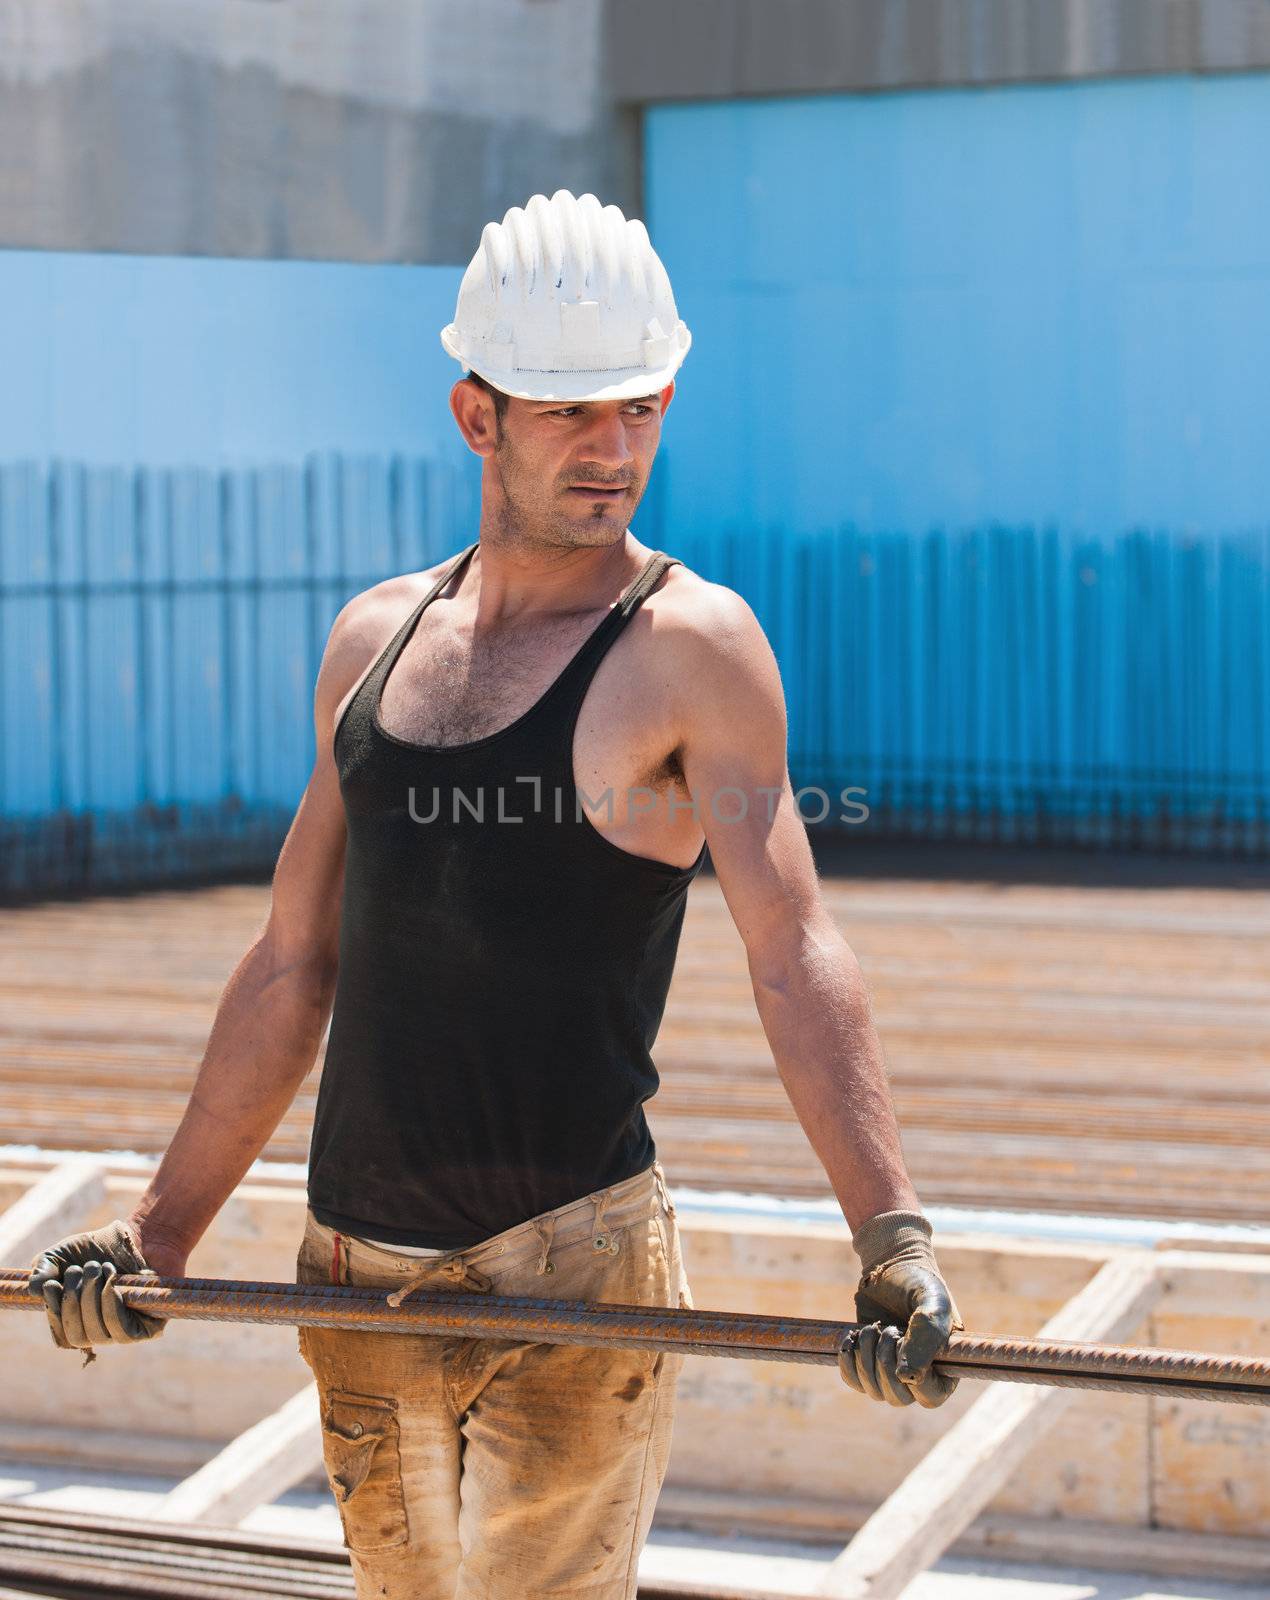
[2,847,1269,1222]
[1,1149,1267,1569]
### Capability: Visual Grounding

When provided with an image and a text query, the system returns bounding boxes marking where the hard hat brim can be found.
[441,324,690,404]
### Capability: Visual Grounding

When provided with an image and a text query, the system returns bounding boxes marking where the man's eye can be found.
[549,404,652,418]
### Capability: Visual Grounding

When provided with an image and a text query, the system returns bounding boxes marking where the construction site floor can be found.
[5,839,1270,1223]
[0,1459,1261,1600]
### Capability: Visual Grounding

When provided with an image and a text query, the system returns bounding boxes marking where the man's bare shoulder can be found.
[651,558,772,670]
[317,559,455,726]
[646,558,785,742]
[335,561,451,649]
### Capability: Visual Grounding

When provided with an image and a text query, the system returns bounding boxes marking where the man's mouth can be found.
[567,485,629,498]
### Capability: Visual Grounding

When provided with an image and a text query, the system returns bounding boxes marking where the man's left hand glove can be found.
[28,1219,166,1355]
[837,1210,963,1409]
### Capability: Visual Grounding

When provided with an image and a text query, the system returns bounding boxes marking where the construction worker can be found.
[29,190,960,1600]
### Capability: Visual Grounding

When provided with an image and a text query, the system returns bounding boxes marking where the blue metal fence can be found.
[2,457,1268,899]
[669,520,1270,854]
[0,454,477,897]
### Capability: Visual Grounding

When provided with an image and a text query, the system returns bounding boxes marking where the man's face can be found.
[456,380,675,549]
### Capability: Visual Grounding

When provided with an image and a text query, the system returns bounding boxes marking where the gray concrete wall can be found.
[0,0,637,262]
[3,0,1269,263]
[610,0,1270,100]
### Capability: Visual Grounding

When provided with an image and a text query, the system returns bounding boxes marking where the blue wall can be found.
[0,250,470,468]
[646,73,1270,542]
[0,250,484,893]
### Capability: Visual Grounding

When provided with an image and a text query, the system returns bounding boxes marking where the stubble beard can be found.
[488,435,643,554]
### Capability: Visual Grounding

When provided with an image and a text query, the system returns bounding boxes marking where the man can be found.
[30,189,960,1599]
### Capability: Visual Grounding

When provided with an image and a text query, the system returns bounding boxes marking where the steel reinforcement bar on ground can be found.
[0,1502,757,1600]
[2,1272,1268,1406]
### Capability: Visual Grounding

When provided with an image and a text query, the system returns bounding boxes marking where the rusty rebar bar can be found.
[3,1270,1268,1405]
[0,1502,750,1600]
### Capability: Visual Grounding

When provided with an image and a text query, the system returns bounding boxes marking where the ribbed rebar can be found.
[0,1502,753,1600]
[3,1271,1268,1406]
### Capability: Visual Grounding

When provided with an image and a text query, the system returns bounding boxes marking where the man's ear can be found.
[450,377,499,457]
[659,380,676,418]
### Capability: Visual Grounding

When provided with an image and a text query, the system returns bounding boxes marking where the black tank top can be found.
[306,541,707,1248]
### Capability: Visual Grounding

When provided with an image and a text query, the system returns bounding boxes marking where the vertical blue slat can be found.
[222,466,254,799]
[907,529,927,833]
[827,528,848,795]
[937,527,961,823]
[54,462,88,813]
[1017,525,1041,840]
[1259,528,1270,834]
[1203,535,1223,841]
[217,469,238,804]
[255,459,308,805]
[1,468,48,809]
[169,468,224,804]
[300,462,321,783]
[305,452,344,709]
[1102,530,1123,844]
[153,467,177,804]
[778,525,798,772]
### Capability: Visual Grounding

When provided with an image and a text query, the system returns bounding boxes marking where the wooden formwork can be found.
[1,1150,1267,1594]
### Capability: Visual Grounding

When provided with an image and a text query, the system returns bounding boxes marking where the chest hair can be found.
[380,609,614,749]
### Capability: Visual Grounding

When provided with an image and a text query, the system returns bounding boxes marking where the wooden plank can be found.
[816,1253,1163,1600]
[154,1381,321,1525]
[0,1160,107,1268]
[655,1488,1270,1585]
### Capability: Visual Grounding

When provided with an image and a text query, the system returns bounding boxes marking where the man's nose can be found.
[576,411,635,470]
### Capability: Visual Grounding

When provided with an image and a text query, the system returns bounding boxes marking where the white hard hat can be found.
[440,189,691,403]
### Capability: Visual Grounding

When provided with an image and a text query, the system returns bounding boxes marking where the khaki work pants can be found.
[295,1160,692,1599]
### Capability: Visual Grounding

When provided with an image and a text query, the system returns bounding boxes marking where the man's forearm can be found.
[128,936,337,1265]
[749,916,920,1233]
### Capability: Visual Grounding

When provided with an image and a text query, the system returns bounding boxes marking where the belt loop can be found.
[331,1232,344,1285]
[653,1162,675,1220]
[533,1213,557,1275]
[591,1189,620,1255]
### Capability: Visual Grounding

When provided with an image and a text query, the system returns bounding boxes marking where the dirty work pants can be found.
[295,1160,692,1600]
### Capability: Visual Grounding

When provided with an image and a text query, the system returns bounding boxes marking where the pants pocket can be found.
[319,1391,410,1552]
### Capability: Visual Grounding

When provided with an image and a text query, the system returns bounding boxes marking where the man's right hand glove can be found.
[837,1209,963,1409]
[28,1219,166,1355]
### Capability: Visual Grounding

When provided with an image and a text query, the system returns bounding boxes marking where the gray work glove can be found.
[28,1219,166,1361]
[837,1209,963,1409]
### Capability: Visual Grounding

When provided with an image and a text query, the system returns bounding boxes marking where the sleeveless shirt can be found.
[306,541,708,1248]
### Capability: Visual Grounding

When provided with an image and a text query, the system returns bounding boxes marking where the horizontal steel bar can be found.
[3,1271,1267,1406]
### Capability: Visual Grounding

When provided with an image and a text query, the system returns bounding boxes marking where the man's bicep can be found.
[676,591,825,967]
[265,732,347,980]
[262,604,369,978]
